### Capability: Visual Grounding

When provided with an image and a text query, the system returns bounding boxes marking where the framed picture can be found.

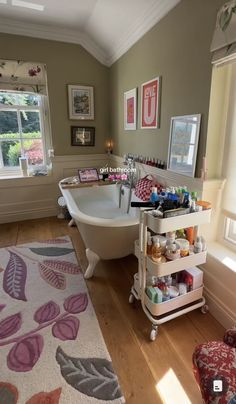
[167,114,201,177]
[71,126,95,146]
[68,85,94,120]
[141,76,161,129]
[78,168,99,183]
[124,88,137,130]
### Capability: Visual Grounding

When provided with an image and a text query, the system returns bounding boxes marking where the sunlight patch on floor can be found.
[156,368,192,404]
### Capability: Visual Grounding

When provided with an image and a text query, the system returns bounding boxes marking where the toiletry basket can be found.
[129,208,211,341]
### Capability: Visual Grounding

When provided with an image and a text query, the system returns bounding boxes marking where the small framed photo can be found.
[71,126,95,146]
[68,84,94,120]
[78,168,99,183]
[141,76,161,129]
[124,88,137,130]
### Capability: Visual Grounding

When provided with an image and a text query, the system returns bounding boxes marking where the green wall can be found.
[0,33,109,155]
[109,0,225,176]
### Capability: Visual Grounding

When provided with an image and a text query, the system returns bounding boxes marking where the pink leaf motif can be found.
[52,316,79,341]
[42,260,80,275]
[7,334,43,372]
[40,238,69,244]
[64,293,88,314]
[39,263,66,290]
[3,251,27,301]
[0,313,22,339]
[0,304,6,312]
[34,301,60,324]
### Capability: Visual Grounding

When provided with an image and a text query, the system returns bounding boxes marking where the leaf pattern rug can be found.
[0,237,125,404]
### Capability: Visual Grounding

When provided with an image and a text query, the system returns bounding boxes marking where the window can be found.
[225,217,236,246]
[0,91,50,174]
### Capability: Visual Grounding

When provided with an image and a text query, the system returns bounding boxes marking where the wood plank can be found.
[0,217,225,404]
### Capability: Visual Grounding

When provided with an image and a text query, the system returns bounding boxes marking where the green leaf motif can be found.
[29,247,74,257]
[56,347,123,401]
[219,9,233,31]
[0,382,18,404]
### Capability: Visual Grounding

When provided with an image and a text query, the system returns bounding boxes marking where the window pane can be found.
[24,139,43,165]
[228,219,236,243]
[0,110,19,139]
[172,121,197,144]
[0,140,21,166]
[169,144,195,175]
[0,92,40,106]
[20,111,41,137]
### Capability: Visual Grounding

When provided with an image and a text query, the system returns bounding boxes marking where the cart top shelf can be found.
[146,209,211,233]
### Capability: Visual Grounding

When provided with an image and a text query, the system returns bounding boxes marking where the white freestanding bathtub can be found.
[59,181,139,278]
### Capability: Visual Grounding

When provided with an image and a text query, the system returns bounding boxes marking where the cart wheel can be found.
[201,304,209,314]
[129,293,135,304]
[150,326,158,341]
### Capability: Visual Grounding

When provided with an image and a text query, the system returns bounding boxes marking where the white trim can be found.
[0,17,108,66]
[0,1,180,67]
[203,286,236,329]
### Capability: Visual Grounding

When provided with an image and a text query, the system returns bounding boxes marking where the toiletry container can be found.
[175,238,190,257]
[152,238,162,262]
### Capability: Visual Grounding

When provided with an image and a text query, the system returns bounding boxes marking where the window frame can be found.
[0,91,51,176]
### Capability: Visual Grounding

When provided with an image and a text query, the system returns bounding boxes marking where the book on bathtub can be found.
[78,168,99,183]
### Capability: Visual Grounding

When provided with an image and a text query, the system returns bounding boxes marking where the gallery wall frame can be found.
[141,76,161,129]
[167,114,201,177]
[68,84,94,120]
[71,126,95,146]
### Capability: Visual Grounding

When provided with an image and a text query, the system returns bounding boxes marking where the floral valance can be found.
[211,0,236,65]
[0,59,48,95]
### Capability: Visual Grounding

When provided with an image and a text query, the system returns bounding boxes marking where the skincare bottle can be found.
[147,235,153,256]
[194,236,203,253]
[152,238,162,262]
[150,187,159,203]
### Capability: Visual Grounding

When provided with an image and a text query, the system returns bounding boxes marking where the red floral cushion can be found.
[193,341,236,404]
[224,327,236,348]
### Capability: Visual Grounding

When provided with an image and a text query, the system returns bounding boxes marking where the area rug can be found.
[0,236,125,404]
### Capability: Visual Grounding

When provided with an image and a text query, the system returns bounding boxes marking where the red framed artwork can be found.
[124,88,137,130]
[141,77,161,129]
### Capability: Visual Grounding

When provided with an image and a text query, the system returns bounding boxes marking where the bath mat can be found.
[0,236,124,404]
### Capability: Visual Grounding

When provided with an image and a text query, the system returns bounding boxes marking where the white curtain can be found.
[222,64,236,219]
[0,59,47,95]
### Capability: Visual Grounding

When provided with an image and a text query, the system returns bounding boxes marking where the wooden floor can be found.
[0,217,225,404]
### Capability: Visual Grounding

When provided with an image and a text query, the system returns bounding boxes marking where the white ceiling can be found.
[0,0,181,66]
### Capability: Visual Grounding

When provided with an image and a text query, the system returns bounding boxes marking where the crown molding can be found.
[0,17,109,66]
[107,0,181,66]
[0,0,180,67]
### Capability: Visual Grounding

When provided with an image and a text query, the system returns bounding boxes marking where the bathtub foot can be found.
[84,248,100,279]
[68,218,75,227]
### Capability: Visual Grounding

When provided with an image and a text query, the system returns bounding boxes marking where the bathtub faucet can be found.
[120,156,137,213]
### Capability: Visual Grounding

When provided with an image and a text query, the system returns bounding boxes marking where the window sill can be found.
[0,173,53,188]
[207,241,236,273]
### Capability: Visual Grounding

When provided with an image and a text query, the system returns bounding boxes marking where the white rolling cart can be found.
[129,208,211,341]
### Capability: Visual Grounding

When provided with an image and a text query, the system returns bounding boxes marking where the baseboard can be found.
[0,206,58,224]
[204,286,236,329]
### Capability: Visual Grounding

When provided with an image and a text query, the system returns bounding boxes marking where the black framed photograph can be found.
[71,126,95,146]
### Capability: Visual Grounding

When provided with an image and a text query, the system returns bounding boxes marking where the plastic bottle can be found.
[194,236,203,253]
[150,187,159,203]
[147,235,153,255]
[152,238,162,262]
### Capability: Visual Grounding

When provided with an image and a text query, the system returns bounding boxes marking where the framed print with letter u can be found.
[124,88,137,130]
[141,77,161,129]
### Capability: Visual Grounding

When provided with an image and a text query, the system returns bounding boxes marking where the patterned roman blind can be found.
[211,0,236,65]
[0,59,47,95]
